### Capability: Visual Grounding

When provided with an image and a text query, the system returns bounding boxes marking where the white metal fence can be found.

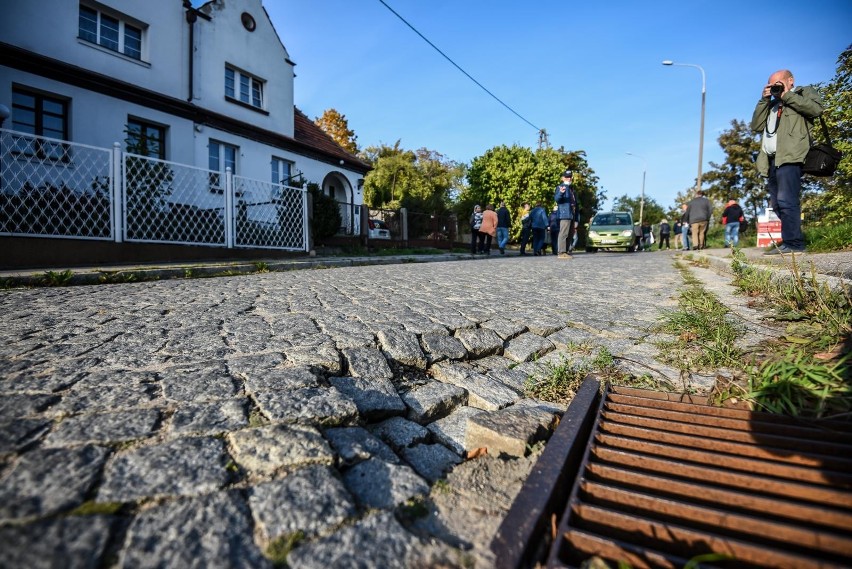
[0,129,308,251]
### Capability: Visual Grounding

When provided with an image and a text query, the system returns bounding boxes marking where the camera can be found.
[770,83,784,97]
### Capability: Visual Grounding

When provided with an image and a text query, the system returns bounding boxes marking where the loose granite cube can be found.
[377,329,427,369]
[227,424,334,476]
[324,426,401,466]
[465,404,559,458]
[342,458,429,509]
[400,381,467,424]
[368,417,430,451]
[328,375,406,420]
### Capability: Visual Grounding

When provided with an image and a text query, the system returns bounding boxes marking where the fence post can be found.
[112,143,123,243]
[224,167,234,248]
[400,207,408,245]
[305,187,313,253]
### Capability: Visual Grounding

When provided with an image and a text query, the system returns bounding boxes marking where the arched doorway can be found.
[321,172,358,235]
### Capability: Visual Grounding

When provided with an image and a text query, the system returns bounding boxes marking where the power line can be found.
[377,0,542,133]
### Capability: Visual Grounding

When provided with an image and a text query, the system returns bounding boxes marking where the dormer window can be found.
[225,66,264,110]
[78,4,144,61]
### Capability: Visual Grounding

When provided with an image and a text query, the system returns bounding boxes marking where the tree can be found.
[702,119,764,220]
[314,109,358,154]
[802,45,852,224]
[612,194,666,225]
[462,145,604,237]
[361,141,464,212]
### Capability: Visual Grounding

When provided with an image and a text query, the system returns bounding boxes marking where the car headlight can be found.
[588,231,599,238]
[620,230,633,237]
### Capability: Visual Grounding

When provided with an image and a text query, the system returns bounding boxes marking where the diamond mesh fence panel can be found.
[0,129,113,239]
[124,153,226,246]
[233,176,306,250]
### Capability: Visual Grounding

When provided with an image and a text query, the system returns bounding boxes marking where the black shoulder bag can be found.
[803,116,842,177]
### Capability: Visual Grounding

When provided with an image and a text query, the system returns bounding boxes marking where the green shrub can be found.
[308,183,341,242]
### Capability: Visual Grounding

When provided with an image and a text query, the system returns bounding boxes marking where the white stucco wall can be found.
[0,0,188,100]
[195,0,295,137]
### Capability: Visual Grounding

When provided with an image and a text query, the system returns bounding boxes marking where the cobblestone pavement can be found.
[1,252,710,567]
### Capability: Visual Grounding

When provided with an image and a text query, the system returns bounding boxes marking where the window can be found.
[79,5,144,60]
[209,140,238,190]
[11,87,69,160]
[271,157,293,186]
[126,118,165,159]
[225,66,264,109]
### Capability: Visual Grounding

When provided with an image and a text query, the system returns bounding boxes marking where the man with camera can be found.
[750,69,823,255]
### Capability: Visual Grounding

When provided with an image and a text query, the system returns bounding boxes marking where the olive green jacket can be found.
[750,85,823,176]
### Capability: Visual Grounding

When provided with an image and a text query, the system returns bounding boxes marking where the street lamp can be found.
[662,60,705,197]
[625,152,646,226]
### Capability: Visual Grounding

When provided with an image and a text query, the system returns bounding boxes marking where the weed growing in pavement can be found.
[398,496,430,520]
[98,271,138,284]
[524,347,630,404]
[69,500,125,516]
[265,531,304,566]
[253,261,270,273]
[654,263,745,372]
[40,269,74,286]
[719,250,851,418]
[248,407,267,428]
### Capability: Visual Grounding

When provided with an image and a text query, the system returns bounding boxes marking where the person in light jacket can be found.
[750,69,823,255]
[479,204,498,255]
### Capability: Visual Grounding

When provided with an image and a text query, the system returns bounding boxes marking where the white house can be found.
[0,0,368,239]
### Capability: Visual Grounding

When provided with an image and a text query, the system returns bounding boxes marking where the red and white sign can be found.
[756,209,782,248]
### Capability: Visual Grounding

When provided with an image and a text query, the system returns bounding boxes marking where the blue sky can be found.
[265,0,850,210]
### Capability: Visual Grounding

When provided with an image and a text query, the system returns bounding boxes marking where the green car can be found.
[585,211,635,252]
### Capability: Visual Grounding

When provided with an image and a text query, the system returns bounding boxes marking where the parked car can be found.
[368,219,391,239]
[585,211,634,252]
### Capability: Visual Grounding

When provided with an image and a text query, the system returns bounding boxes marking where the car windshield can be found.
[592,213,631,226]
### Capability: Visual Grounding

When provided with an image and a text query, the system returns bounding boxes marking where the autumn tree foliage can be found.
[314,108,358,154]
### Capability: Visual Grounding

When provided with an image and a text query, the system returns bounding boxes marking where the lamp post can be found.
[662,60,705,197]
[625,152,646,226]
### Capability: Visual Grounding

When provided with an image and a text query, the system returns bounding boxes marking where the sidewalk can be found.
[0,250,488,287]
[686,246,852,286]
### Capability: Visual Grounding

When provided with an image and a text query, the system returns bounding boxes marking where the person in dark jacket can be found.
[721,198,744,248]
[496,201,511,254]
[469,205,484,255]
[632,223,643,252]
[673,218,683,250]
[553,169,577,259]
[640,221,652,251]
[530,202,549,255]
[548,205,560,256]
[658,218,671,250]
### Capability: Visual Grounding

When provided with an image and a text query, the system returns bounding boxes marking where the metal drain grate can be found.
[493,379,852,569]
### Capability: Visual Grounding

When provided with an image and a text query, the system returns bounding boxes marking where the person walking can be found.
[632,222,643,252]
[685,191,712,250]
[518,203,532,255]
[679,203,691,251]
[553,169,577,259]
[721,198,745,248]
[480,204,498,255]
[750,69,823,255]
[496,201,511,255]
[658,218,671,250]
[673,217,683,250]
[641,220,653,251]
[548,205,560,256]
[530,202,549,255]
[469,205,484,255]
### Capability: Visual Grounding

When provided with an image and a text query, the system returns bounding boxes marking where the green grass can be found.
[654,266,745,372]
[265,531,304,567]
[804,219,852,252]
[69,500,125,516]
[726,249,852,418]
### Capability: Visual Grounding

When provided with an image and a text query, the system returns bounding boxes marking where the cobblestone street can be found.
[1,252,697,567]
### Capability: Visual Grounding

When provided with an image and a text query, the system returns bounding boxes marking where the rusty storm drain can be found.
[492,378,852,568]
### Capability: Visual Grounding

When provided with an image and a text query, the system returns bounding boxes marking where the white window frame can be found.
[78,4,146,61]
[208,140,238,192]
[225,66,265,110]
[271,157,294,186]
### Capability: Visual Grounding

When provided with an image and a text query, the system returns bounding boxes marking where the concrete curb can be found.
[0,252,495,288]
